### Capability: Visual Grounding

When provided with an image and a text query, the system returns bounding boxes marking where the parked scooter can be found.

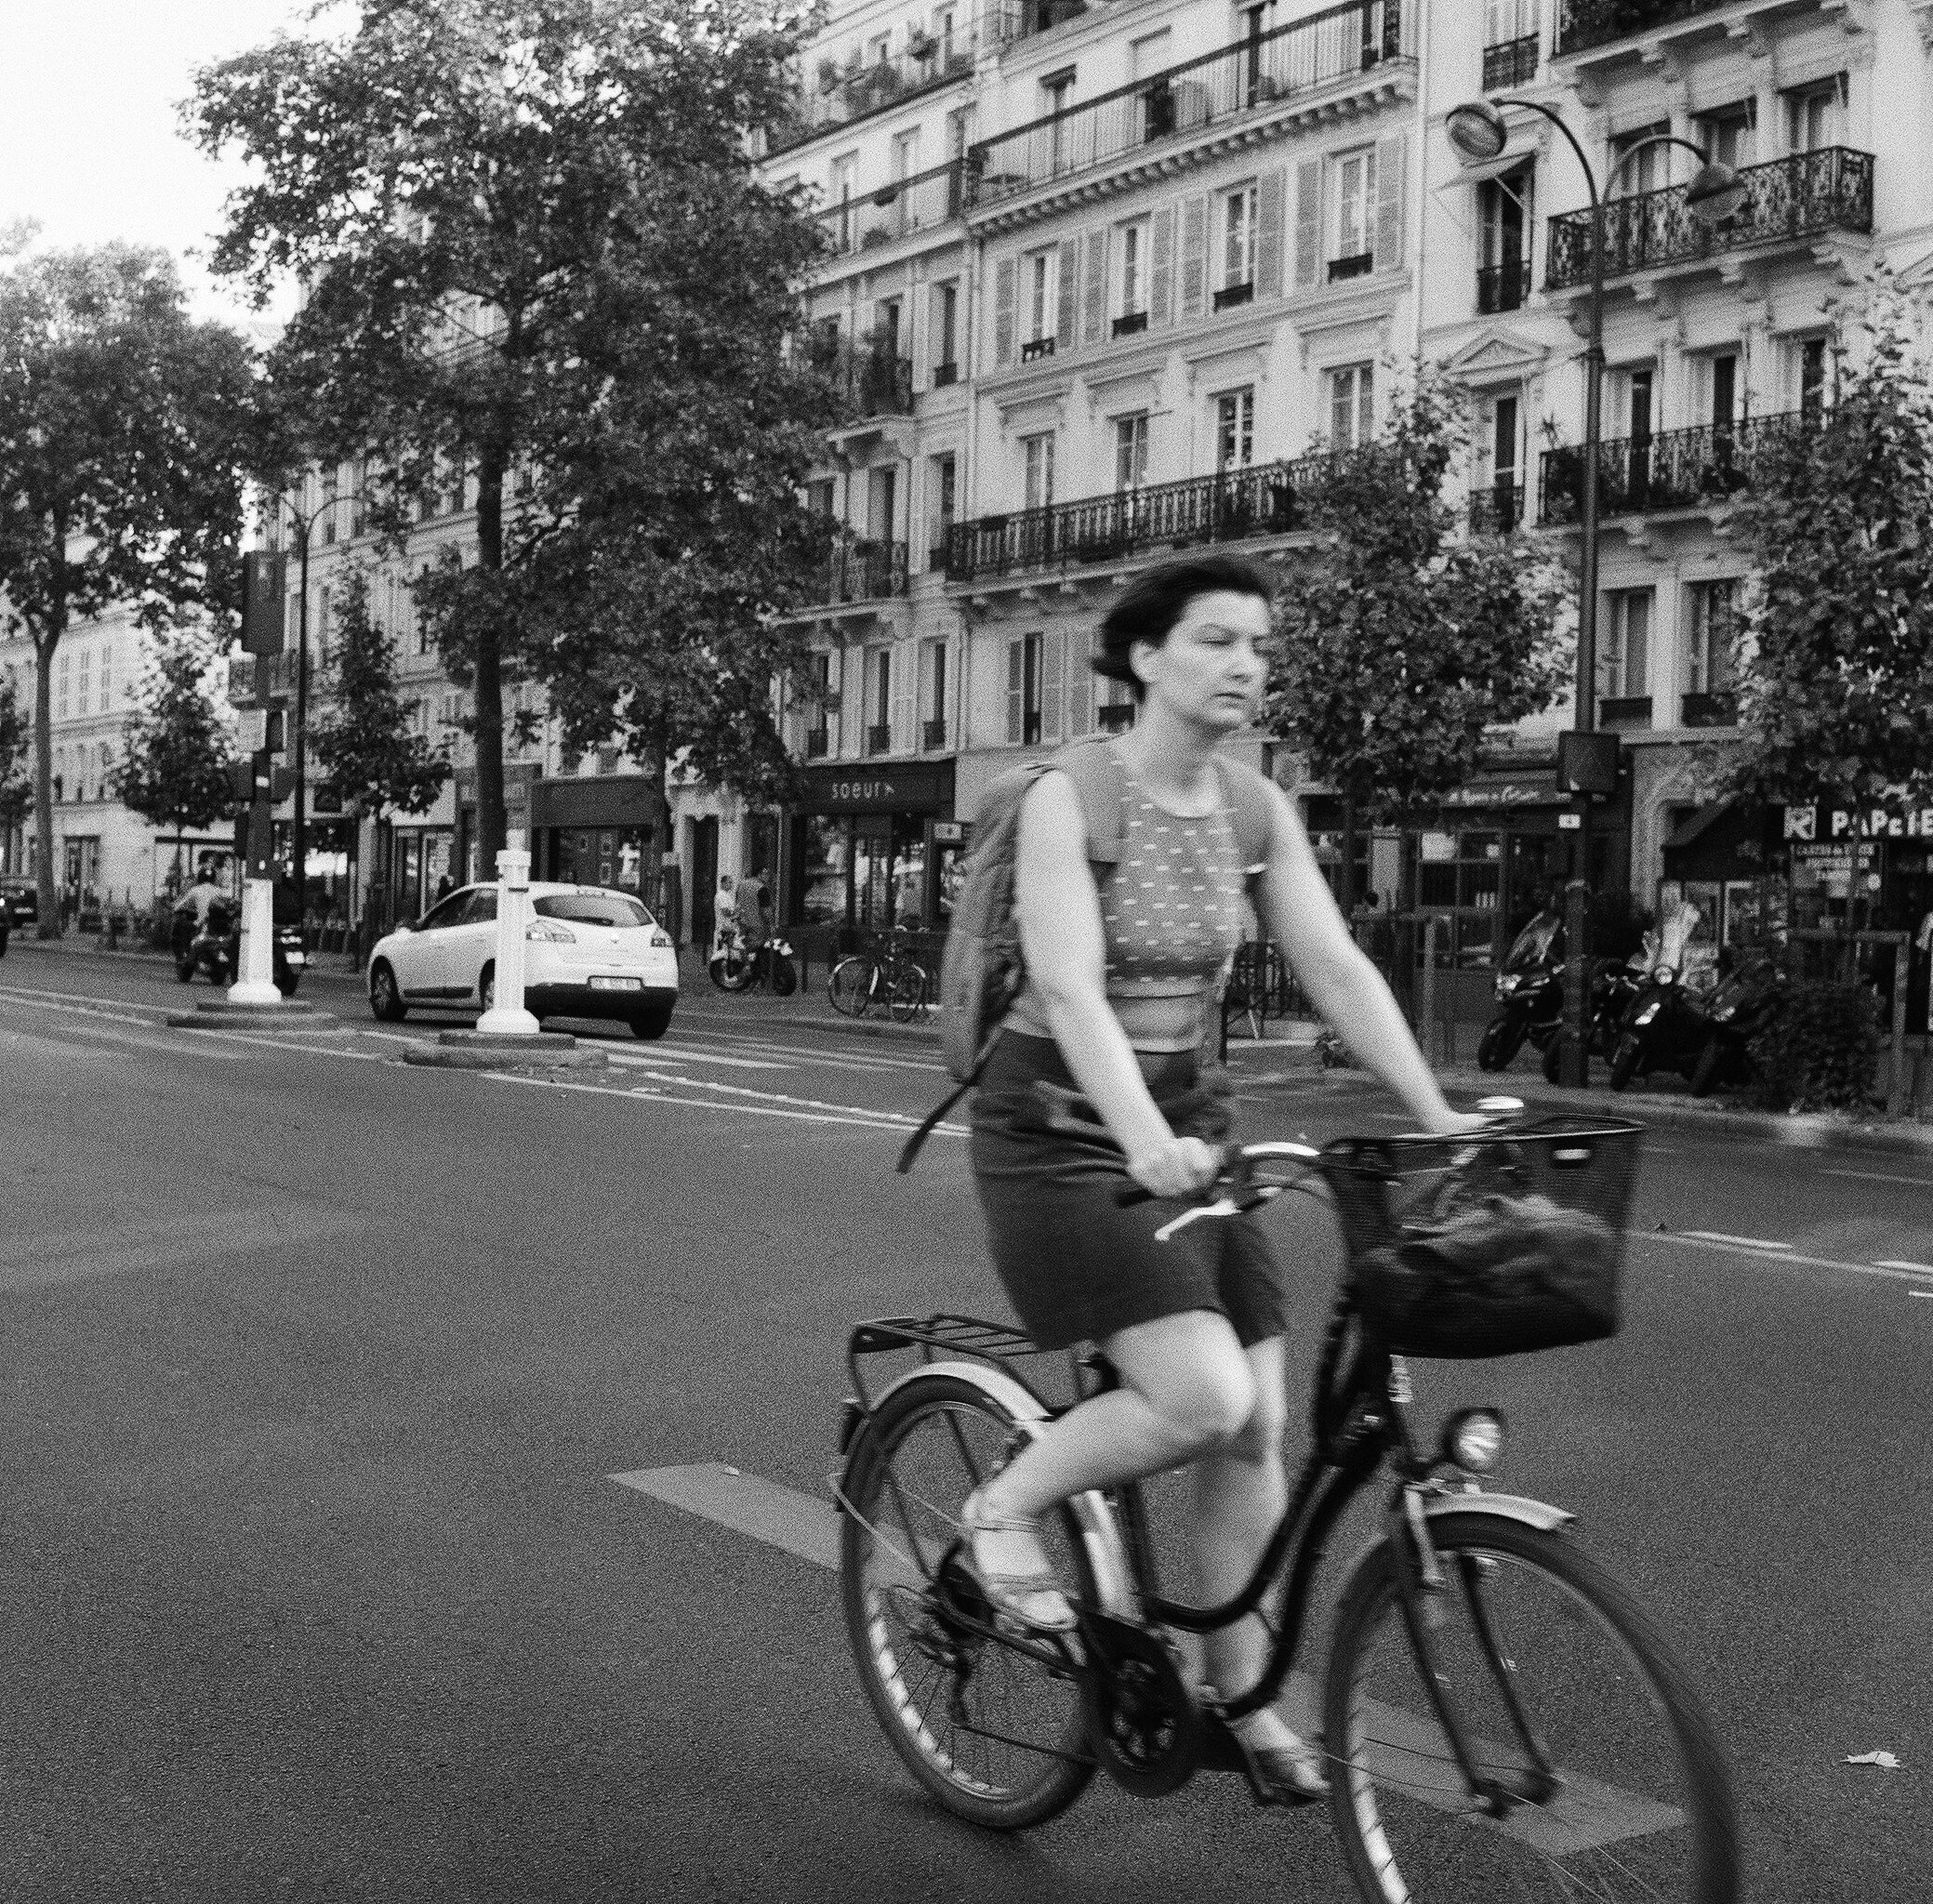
[1540,956,1649,1084]
[1476,910,1565,1071]
[1688,958,1784,1097]
[173,899,306,996]
[1609,964,1715,1091]
[708,925,798,997]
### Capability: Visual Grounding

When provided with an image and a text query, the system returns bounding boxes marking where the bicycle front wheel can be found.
[827,955,878,1018]
[888,961,930,1024]
[1323,1511,1737,1904]
[840,1373,1095,1831]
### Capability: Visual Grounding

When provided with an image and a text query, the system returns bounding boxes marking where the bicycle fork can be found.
[1386,1485,1564,1818]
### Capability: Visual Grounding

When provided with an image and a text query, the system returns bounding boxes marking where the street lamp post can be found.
[1445,99,1744,1086]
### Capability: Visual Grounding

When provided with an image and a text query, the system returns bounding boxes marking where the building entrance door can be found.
[689,815,719,949]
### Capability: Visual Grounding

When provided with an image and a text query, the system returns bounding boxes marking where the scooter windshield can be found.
[1503,916,1562,973]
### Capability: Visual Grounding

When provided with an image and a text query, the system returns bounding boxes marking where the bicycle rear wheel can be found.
[828,955,878,1018]
[840,1372,1096,1831]
[888,961,930,1025]
[1323,1511,1737,1904]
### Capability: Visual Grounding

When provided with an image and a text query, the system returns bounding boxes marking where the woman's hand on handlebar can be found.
[1430,1111,1495,1139]
[1126,1134,1222,1201]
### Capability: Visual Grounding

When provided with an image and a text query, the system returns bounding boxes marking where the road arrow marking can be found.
[610,1462,839,1570]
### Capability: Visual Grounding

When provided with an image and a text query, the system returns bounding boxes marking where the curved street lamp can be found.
[1445,94,1742,1086]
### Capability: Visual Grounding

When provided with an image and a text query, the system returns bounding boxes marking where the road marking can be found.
[1909,1291,1933,1301]
[1678,1230,1792,1252]
[1875,1260,1933,1275]
[605,1045,790,1072]
[486,1069,967,1136]
[624,1065,952,1131]
[0,1206,368,1291]
[1647,1233,1933,1287]
[1823,1168,1933,1189]
[611,1462,840,1569]
[0,1013,248,1060]
[0,985,173,1025]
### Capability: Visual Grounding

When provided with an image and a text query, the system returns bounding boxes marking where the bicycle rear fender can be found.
[859,1357,1139,1620]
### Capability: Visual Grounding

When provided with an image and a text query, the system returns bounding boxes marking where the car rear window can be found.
[534,893,655,929]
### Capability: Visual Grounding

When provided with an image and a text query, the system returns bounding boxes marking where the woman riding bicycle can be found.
[964,552,1483,1803]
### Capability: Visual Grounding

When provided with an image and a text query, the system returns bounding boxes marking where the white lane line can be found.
[611,1463,839,1569]
[0,986,174,1026]
[1678,1230,1792,1252]
[673,1025,944,1073]
[1648,1232,1933,1287]
[0,1206,368,1292]
[1823,1168,1933,1189]
[625,1065,950,1130]
[0,1015,248,1060]
[485,1070,968,1136]
[1909,1291,1933,1301]
[604,1046,790,1072]
[1875,1260,1933,1275]
[178,1027,388,1062]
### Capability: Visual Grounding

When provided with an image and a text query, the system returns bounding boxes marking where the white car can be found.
[366,881,680,1038]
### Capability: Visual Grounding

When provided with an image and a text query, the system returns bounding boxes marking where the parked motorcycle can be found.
[1540,956,1649,1084]
[708,927,798,997]
[1476,910,1565,1072]
[1688,959,1784,1098]
[1609,965,1715,1091]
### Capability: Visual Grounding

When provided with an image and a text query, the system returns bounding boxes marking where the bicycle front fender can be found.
[1423,1491,1576,1537]
[858,1357,1140,1622]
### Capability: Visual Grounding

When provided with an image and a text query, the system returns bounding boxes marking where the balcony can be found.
[1556,0,1726,58]
[921,717,948,751]
[825,536,909,604]
[946,452,1345,583]
[1597,694,1652,731]
[813,160,967,260]
[1545,148,1873,292]
[1476,255,1531,314]
[1537,409,1810,525]
[866,721,893,755]
[810,335,915,419]
[966,0,1410,211]
[805,727,830,759]
[1469,482,1525,535]
[1021,337,1055,363]
[1482,34,1540,89]
[1327,251,1373,284]
[1680,691,1738,728]
[769,33,977,155]
[1112,310,1150,337]
[1212,281,1255,312]
[932,361,960,387]
[995,0,1089,48]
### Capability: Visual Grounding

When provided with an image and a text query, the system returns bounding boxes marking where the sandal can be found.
[960,1488,1078,1633]
[1225,1722,1331,1807]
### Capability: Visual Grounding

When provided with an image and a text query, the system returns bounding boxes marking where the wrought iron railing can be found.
[812,160,967,258]
[809,336,915,418]
[1476,255,1531,314]
[1537,409,1811,524]
[1556,0,1724,58]
[866,722,893,755]
[995,0,1090,47]
[921,718,947,751]
[769,31,978,154]
[825,537,909,603]
[967,0,1408,205]
[1482,33,1540,89]
[1545,148,1873,290]
[946,452,1348,582]
[1469,482,1526,535]
[1680,691,1737,729]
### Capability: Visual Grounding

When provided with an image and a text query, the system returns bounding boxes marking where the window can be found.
[1796,337,1828,417]
[1600,589,1652,701]
[1784,79,1843,153]
[1610,121,1669,197]
[1476,168,1530,312]
[1114,414,1149,493]
[1619,364,1654,440]
[317,586,333,663]
[1025,249,1055,348]
[932,281,959,377]
[806,476,837,522]
[76,648,89,715]
[1222,181,1257,291]
[920,638,948,749]
[97,648,112,714]
[867,33,890,65]
[892,128,920,182]
[1697,100,1754,172]
[866,644,894,753]
[928,453,957,567]
[56,650,68,721]
[1330,149,1375,278]
[413,570,433,654]
[1116,218,1149,322]
[1216,387,1254,471]
[1329,363,1373,449]
[1023,431,1055,511]
[1041,69,1074,171]
[1008,631,1044,746]
[1478,391,1521,529]
[1685,581,1737,695]
[1006,630,1084,746]
[1705,351,1738,430]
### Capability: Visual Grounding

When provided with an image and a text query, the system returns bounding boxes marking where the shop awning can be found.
[1662,798,1772,881]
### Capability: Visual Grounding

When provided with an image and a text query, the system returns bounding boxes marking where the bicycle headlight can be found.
[1443,1408,1506,1474]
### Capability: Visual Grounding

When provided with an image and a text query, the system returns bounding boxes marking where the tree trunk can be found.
[472,444,510,875]
[32,589,66,938]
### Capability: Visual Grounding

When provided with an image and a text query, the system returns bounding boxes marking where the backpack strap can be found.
[1050,735,1128,877]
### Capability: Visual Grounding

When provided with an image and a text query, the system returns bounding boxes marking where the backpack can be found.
[894,735,1275,1172]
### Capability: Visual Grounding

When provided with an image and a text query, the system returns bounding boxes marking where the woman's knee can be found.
[1222,1381,1288,1463]
[1143,1353,1258,1452]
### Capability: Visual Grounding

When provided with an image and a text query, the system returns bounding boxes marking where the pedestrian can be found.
[713,873,738,954]
[434,873,454,904]
[959,551,1484,1803]
[739,867,771,949]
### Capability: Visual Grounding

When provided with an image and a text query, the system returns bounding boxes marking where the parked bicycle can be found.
[827,927,931,1023]
[834,1111,1737,1903]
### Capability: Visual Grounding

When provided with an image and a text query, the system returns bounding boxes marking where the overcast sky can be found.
[0,1,355,330]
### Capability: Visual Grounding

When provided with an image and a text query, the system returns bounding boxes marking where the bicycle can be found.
[833,1110,1738,1902]
[708,925,798,997]
[827,927,930,1023]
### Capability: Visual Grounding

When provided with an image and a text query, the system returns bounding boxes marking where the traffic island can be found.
[166,998,348,1033]
[402,1028,610,1072]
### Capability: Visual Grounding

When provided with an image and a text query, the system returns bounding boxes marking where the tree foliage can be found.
[310,568,452,825]
[112,638,237,840]
[1266,367,1571,900]
[190,0,841,869]
[0,245,256,930]
[1728,272,1933,809]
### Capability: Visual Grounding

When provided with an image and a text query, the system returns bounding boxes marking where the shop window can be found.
[1416,828,1504,969]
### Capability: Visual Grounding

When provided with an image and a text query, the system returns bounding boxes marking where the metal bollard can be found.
[477,845,541,1036]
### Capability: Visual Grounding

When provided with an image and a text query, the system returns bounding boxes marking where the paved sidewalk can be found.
[5,932,362,974]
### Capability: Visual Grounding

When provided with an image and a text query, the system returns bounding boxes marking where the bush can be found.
[1744,979,1882,1113]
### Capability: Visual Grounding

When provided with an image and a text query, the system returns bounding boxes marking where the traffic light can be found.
[228,758,257,803]
[241,549,287,656]
[263,707,286,753]
[1556,731,1621,798]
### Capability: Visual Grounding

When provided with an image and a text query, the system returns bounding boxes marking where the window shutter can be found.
[1082,228,1108,346]
[1255,166,1287,298]
[1066,633,1092,736]
[994,257,1017,368]
[1180,193,1209,319]
[891,641,915,751]
[1041,629,1066,742]
[1006,638,1025,743]
[1293,158,1321,289]
[1373,132,1407,272]
[1151,204,1176,325]
[1055,238,1079,350]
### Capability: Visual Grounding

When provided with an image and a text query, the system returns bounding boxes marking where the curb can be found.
[403,1030,610,1072]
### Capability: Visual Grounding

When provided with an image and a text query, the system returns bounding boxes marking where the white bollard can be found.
[476,845,541,1036]
[227,878,282,1007]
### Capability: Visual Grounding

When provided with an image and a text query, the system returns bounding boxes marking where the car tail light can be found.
[526,920,576,943]
[650,930,672,947]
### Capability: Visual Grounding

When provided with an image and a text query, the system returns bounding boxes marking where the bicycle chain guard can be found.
[1079,1614,1205,1798]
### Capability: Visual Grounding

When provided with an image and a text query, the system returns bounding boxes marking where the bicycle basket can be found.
[1317,1117,1643,1360]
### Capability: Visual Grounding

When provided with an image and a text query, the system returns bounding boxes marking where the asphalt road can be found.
[3,943,1929,1902]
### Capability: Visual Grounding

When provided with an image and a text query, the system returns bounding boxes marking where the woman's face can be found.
[1132,588,1274,733]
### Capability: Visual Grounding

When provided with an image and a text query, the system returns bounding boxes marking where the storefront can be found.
[789,760,957,936]
[529,770,656,900]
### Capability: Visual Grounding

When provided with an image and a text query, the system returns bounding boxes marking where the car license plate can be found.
[589,974,642,991]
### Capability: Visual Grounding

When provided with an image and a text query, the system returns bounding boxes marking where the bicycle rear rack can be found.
[846,1313,1053,1410]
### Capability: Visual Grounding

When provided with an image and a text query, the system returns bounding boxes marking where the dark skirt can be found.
[969,1033,1288,1352]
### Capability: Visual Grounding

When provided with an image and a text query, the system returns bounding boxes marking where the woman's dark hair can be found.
[1092,551,1275,695]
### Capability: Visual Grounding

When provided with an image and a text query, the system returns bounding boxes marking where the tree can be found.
[0,245,256,933]
[190,0,841,877]
[112,637,238,879]
[0,668,30,856]
[1727,272,1933,814]
[308,568,452,919]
